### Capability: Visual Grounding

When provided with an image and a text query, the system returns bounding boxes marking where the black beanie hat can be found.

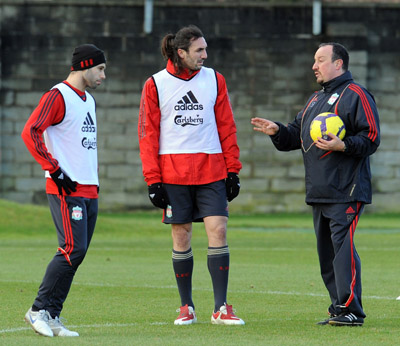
[71,44,106,71]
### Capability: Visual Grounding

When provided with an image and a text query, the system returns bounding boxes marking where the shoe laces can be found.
[176,305,192,316]
[37,309,51,322]
[221,303,236,316]
[51,316,68,328]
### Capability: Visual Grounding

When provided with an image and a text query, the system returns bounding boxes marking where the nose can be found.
[312,62,318,70]
[202,50,207,60]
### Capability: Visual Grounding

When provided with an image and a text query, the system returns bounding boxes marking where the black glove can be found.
[148,183,169,209]
[225,172,240,202]
[50,168,77,195]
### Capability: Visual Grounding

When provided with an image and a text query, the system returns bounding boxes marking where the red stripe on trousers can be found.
[344,202,361,307]
[59,196,74,264]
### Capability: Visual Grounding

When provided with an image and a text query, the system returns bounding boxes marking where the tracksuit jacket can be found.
[270,71,380,204]
[138,60,241,186]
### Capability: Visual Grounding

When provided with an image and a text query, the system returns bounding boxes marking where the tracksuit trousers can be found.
[32,194,98,318]
[312,202,366,318]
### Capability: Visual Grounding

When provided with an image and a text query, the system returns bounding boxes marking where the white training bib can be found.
[44,82,99,185]
[153,67,222,154]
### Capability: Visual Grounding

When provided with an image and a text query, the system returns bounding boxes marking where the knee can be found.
[70,247,88,268]
[172,224,192,250]
[210,225,227,245]
[173,233,191,249]
[214,227,227,242]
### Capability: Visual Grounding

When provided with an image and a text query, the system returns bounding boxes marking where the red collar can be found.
[166,60,201,80]
[62,81,86,100]
[62,81,86,97]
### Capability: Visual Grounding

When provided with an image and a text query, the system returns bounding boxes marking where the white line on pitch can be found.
[0,279,397,301]
[0,321,208,335]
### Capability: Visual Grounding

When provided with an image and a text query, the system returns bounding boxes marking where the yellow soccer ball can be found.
[310,112,346,142]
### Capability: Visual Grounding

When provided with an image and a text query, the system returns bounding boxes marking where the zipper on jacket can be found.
[349,184,356,196]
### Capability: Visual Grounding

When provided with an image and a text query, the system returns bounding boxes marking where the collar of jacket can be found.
[166,59,201,80]
[321,70,353,93]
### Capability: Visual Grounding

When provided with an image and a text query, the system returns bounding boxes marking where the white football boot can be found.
[24,308,53,337]
[48,316,79,337]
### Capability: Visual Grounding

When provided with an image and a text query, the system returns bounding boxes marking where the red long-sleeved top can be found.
[138,60,241,186]
[21,81,98,198]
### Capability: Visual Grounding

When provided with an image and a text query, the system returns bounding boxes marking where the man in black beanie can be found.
[71,44,106,71]
[21,44,106,337]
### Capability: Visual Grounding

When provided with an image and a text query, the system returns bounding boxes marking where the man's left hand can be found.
[226,172,240,202]
[315,133,346,152]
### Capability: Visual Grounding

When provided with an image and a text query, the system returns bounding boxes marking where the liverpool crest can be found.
[71,206,83,221]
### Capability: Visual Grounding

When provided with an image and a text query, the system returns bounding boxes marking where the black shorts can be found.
[162,180,229,224]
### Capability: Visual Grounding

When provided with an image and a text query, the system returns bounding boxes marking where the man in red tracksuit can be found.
[138,25,244,325]
[21,44,106,337]
[252,43,380,326]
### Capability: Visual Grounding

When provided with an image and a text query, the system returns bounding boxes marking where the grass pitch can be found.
[0,199,399,345]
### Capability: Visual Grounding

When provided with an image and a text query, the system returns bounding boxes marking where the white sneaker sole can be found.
[174,317,197,325]
[53,329,80,337]
[211,317,245,325]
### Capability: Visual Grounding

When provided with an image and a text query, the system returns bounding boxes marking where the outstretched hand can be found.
[251,117,279,136]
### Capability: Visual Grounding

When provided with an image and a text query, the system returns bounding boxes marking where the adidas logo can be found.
[346,206,355,214]
[344,313,358,322]
[81,112,96,132]
[174,91,204,111]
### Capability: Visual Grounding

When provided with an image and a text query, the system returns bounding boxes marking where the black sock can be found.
[172,248,194,309]
[207,246,229,312]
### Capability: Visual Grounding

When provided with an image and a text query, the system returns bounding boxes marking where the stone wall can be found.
[1,0,399,213]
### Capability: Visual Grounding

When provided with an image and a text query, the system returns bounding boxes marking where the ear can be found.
[177,48,186,59]
[335,59,343,70]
